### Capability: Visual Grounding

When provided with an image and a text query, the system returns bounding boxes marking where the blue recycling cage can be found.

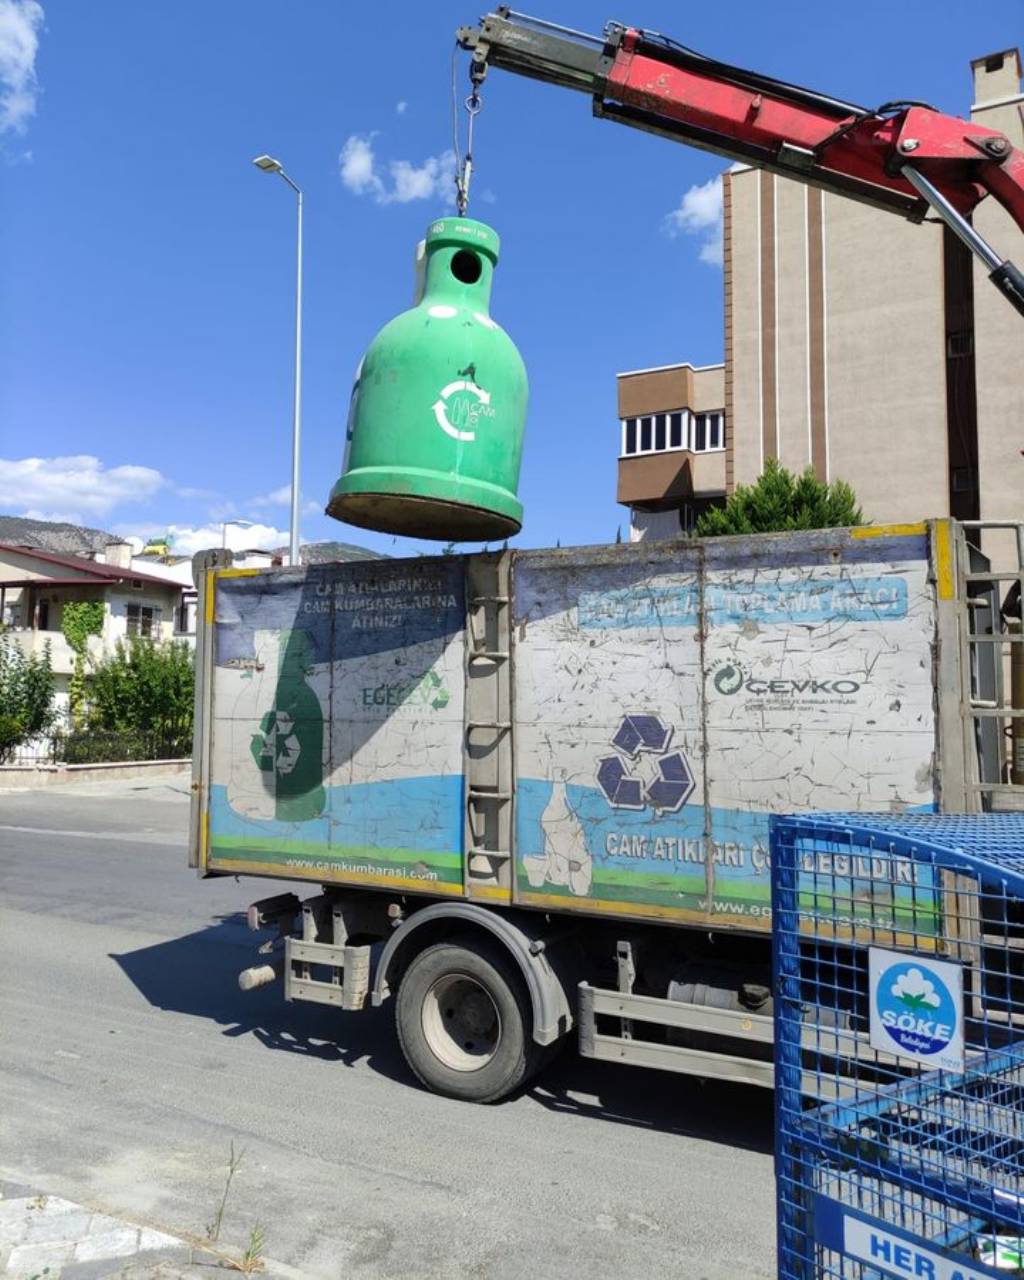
[771,813,1024,1279]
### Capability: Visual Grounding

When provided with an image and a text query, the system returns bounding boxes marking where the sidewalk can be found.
[0,1180,227,1279]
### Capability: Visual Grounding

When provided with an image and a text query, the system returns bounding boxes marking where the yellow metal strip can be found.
[201,809,210,871]
[204,570,217,625]
[207,857,465,895]
[933,519,955,600]
[469,884,512,902]
[851,522,928,539]
[217,567,262,580]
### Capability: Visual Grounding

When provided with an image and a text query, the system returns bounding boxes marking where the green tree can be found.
[0,633,56,763]
[87,637,194,755]
[695,457,863,537]
[61,600,105,730]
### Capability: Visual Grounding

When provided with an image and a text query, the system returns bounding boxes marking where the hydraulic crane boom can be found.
[457,8,1024,317]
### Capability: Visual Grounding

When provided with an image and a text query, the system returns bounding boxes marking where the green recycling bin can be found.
[327,218,528,541]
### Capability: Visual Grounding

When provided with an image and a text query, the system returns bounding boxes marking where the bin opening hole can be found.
[451,250,482,284]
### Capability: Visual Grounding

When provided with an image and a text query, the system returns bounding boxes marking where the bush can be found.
[87,637,194,751]
[0,633,56,764]
[695,458,863,537]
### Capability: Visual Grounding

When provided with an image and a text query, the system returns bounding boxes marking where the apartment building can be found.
[618,49,1023,550]
[616,361,726,539]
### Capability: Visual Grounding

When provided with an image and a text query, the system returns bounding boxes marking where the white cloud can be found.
[249,485,321,517]
[118,521,292,557]
[664,176,724,267]
[0,0,44,136]
[250,484,293,509]
[174,484,221,501]
[339,133,383,199]
[339,132,455,206]
[395,100,407,115]
[0,454,165,522]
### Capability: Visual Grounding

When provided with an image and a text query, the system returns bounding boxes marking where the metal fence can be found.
[53,728,191,764]
[4,728,190,766]
[772,812,1024,1279]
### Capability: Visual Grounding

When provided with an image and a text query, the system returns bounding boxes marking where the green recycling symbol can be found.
[422,670,450,710]
[252,709,301,776]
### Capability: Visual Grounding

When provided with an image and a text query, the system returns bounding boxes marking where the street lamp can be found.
[221,518,257,550]
[252,153,303,567]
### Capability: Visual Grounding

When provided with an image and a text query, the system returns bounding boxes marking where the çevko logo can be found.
[868,947,964,1072]
[711,660,862,698]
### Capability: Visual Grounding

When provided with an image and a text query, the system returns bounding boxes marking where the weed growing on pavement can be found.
[239,1224,266,1273]
[207,1141,245,1243]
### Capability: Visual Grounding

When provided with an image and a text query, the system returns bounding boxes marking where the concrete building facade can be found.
[618,50,1023,547]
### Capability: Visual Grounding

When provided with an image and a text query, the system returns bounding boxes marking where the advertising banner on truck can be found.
[511,529,938,929]
[206,558,468,893]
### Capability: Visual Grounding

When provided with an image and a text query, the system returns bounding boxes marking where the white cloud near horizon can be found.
[0,454,165,522]
[664,176,724,267]
[116,521,293,557]
[250,484,321,517]
[0,0,44,136]
[339,133,455,206]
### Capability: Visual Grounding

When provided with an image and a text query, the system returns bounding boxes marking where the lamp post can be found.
[252,154,303,567]
[221,518,257,550]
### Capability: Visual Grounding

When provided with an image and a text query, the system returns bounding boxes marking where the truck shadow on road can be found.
[112,914,774,1149]
[528,1056,774,1152]
[111,913,414,1081]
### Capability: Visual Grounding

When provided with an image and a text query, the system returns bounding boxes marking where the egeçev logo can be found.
[874,961,958,1059]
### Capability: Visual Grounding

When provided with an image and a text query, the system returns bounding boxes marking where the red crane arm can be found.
[457,10,1024,315]
[606,30,1023,227]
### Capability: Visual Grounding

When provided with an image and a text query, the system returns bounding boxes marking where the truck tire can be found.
[395,938,540,1103]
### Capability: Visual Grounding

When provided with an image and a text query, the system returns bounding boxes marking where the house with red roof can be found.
[0,541,192,723]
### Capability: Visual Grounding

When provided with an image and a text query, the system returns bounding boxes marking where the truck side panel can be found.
[511,528,940,933]
[204,558,467,893]
[512,543,707,923]
[701,528,939,931]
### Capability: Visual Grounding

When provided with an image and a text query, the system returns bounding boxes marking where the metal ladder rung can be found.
[468,847,511,859]
[467,789,512,801]
[467,720,511,730]
[468,650,509,661]
[470,595,509,605]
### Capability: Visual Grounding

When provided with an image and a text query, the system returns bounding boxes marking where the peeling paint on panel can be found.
[513,532,938,932]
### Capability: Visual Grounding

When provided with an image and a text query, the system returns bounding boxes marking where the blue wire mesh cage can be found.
[771,813,1024,1279]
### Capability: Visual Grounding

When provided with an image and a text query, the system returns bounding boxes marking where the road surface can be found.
[0,777,776,1279]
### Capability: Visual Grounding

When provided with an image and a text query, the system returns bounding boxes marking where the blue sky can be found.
[1,0,1021,557]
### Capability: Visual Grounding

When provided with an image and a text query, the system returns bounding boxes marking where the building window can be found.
[621,408,725,457]
[669,412,684,449]
[693,411,725,452]
[127,604,160,638]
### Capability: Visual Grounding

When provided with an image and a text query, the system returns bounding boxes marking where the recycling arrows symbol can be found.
[596,714,695,813]
[432,380,491,443]
[255,710,301,776]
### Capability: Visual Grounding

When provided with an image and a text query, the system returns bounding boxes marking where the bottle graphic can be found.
[249,629,326,823]
[523,781,593,898]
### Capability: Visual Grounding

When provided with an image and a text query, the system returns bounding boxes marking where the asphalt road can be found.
[0,777,777,1279]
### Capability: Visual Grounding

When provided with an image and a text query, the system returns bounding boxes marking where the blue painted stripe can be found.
[578,575,909,629]
[210,775,463,852]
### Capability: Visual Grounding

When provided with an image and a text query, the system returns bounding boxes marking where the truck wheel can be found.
[395,938,539,1103]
